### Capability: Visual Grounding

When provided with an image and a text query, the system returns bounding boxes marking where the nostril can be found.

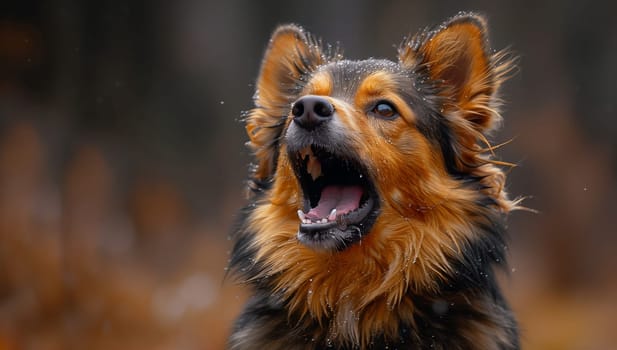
[314,101,334,117]
[291,101,304,118]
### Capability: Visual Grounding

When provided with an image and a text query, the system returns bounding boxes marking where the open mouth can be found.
[290,145,379,250]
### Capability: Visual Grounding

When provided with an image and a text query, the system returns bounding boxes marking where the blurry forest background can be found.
[1,0,616,349]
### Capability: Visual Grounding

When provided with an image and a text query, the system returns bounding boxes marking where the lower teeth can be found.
[298,198,371,225]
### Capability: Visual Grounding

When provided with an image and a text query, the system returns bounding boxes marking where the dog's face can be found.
[246,15,513,253]
[285,59,445,251]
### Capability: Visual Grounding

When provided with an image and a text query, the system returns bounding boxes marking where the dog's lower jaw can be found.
[296,196,378,251]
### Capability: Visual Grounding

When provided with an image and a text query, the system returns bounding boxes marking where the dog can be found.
[228,12,521,349]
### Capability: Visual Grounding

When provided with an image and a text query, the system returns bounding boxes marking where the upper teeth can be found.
[300,147,322,180]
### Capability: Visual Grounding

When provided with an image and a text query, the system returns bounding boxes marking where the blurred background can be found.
[0,0,615,349]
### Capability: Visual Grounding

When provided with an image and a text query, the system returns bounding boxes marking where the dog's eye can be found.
[370,101,398,120]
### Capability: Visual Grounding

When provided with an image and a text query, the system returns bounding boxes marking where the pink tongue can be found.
[306,185,363,219]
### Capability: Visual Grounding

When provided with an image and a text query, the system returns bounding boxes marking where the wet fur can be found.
[228,12,520,350]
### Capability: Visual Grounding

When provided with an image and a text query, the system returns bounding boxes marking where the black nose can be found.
[291,95,334,130]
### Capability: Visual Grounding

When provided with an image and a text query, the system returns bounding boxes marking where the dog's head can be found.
[245,13,515,253]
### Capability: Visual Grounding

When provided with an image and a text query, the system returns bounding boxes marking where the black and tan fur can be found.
[228,12,521,349]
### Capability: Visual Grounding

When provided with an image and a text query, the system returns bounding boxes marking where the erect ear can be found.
[399,13,511,135]
[246,25,327,183]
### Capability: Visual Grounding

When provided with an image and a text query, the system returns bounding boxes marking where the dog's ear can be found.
[246,25,326,182]
[399,13,515,179]
[399,13,511,136]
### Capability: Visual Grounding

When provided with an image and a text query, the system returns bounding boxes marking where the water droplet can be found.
[220,100,225,105]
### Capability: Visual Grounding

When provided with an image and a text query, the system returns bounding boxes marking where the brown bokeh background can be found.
[1,1,616,349]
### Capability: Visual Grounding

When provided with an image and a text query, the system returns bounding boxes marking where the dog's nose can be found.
[291,95,334,130]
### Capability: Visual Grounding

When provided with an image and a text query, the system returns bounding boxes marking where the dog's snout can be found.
[291,95,334,130]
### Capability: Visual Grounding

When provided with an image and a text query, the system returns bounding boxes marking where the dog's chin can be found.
[296,196,378,251]
[289,144,380,251]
